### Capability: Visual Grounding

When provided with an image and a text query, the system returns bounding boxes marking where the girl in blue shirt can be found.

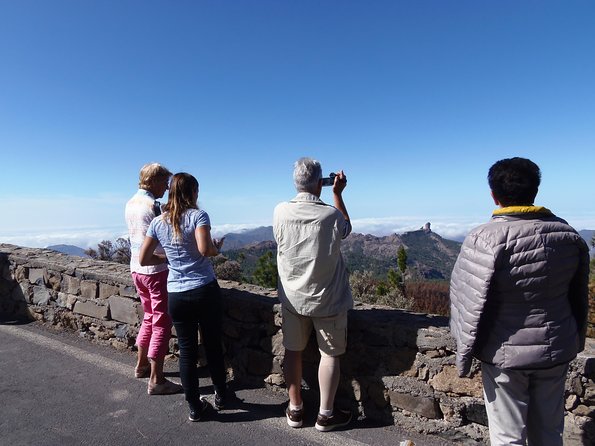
[140,172,226,421]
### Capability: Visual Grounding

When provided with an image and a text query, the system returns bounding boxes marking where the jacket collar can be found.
[291,192,323,203]
[492,205,553,217]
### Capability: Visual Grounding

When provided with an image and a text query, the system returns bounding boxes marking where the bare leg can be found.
[149,356,166,385]
[318,355,340,412]
[135,345,150,376]
[284,349,303,406]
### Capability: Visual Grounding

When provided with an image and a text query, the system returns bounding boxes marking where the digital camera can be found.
[321,173,336,187]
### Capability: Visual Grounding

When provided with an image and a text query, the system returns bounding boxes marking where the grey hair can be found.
[293,157,323,193]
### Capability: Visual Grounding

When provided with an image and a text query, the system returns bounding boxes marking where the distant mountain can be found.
[341,226,461,280]
[222,224,462,280]
[47,244,89,257]
[221,226,274,251]
[223,241,277,279]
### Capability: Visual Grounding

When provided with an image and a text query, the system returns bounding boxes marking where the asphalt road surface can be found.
[0,319,459,446]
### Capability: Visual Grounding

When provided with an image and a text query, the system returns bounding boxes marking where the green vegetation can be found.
[342,251,395,278]
[86,230,590,324]
[252,251,278,288]
[397,245,407,276]
[347,243,449,316]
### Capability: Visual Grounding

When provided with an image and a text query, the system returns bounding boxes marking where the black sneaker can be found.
[315,409,352,432]
[214,391,226,411]
[285,406,304,428]
[188,397,213,422]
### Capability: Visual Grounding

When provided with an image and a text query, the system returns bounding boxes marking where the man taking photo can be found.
[274,157,353,432]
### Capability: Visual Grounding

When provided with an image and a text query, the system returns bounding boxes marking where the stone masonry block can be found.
[48,274,61,291]
[99,283,119,299]
[429,366,483,399]
[389,390,442,419]
[267,331,285,356]
[61,275,81,295]
[28,268,47,286]
[57,292,78,310]
[80,280,98,299]
[227,299,261,323]
[465,400,488,426]
[243,349,274,376]
[108,296,140,325]
[32,285,51,305]
[119,284,137,298]
[19,282,32,303]
[14,265,27,282]
[73,300,109,319]
[417,327,456,352]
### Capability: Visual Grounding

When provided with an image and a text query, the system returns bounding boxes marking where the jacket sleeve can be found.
[568,238,590,352]
[449,232,497,377]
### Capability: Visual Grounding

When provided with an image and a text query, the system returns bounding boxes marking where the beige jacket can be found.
[273,192,353,317]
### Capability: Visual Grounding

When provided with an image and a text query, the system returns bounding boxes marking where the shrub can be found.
[350,270,412,309]
[405,281,450,316]
[253,251,278,288]
[85,238,131,264]
[212,255,243,282]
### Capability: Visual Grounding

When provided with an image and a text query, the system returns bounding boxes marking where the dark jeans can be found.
[168,280,226,409]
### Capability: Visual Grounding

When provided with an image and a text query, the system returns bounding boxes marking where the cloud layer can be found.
[2,214,593,250]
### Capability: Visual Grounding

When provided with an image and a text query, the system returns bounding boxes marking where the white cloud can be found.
[350,216,483,241]
[210,222,270,238]
[1,226,128,249]
[351,212,595,241]
[2,206,593,251]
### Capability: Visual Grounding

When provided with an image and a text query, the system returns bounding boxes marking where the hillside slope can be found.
[222,225,462,280]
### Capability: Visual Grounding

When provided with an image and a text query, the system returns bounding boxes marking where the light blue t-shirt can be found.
[147,209,216,292]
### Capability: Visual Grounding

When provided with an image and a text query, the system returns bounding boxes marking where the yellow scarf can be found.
[492,205,552,216]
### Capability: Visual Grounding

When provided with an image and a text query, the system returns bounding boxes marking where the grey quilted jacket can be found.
[449,206,589,377]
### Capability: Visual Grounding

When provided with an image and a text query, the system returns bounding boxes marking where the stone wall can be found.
[1,243,593,445]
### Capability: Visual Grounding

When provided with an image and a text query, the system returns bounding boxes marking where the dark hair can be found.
[163,173,199,240]
[488,157,541,206]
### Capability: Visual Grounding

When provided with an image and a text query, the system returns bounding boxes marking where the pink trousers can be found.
[132,270,171,359]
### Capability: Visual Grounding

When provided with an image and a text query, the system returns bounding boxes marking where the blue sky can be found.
[1,0,594,248]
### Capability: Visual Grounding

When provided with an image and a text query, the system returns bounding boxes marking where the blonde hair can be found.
[138,163,172,189]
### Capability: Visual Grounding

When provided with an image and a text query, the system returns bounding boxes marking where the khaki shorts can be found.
[282,306,348,357]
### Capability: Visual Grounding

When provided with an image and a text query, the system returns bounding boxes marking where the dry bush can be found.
[405,281,450,316]
[212,255,243,282]
[85,238,131,264]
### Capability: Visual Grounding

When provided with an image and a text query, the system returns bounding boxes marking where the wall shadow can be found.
[0,251,33,325]
[341,306,450,425]
[219,287,278,391]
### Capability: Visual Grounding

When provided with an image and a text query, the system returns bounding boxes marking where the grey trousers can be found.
[482,362,568,446]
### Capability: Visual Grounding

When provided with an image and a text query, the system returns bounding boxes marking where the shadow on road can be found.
[0,312,33,325]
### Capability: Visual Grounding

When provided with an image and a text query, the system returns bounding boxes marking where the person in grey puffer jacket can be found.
[449,157,589,446]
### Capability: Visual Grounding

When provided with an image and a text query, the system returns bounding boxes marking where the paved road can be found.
[0,320,457,446]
